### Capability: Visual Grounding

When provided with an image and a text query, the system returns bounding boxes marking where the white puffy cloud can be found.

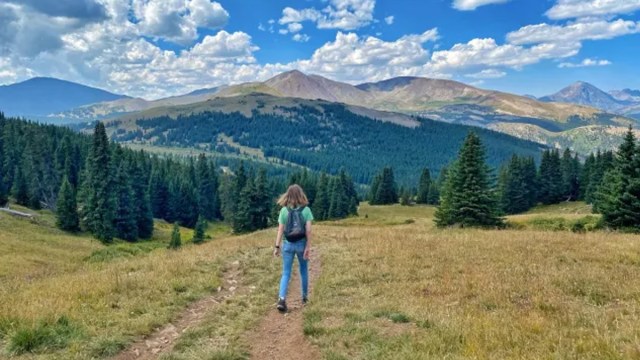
[452,0,510,11]
[507,19,640,45]
[293,34,311,42]
[384,16,394,25]
[279,0,375,31]
[546,0,640,20]
[465,69,507,79]
[132,0,229,45]
[288,23,303,33]
[558,58,612,68]
[293,29,440,82]
[428,38,580,72]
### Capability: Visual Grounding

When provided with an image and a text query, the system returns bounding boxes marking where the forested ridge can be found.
[0,113,358,243]
[106,101,545,185]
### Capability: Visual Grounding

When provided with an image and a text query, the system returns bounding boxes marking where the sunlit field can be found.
[1,203,640,359]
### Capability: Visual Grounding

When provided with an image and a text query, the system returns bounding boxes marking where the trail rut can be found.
[247,248,322,360]
[112,260,245,360]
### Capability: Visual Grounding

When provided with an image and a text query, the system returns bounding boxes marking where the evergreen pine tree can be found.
[196,154,219,221]
[328,177,347,219]
[250,168,271,230]
[192,215,207,244]
[168,223,182,249]
[538,149,563,204]
[0,173,6,207]
[314,173,330,220]
[581,153,595,201]
[132,159,154,239]
[81,122,115,243]
[148,164,169,220]
[372,167,398,205]
[416,168,431,204]
[12,165,29,206]
[560,148,581,201]
[435,132,503,228]
[400,187,411,206]
[427,181,439,205]
[114,161,138,241]
[368,173,381,204]
[597,128,640,230]
[233,178,253,233]
[55,176,79,232]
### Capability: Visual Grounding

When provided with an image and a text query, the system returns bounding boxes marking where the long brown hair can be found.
[277,184,309,208]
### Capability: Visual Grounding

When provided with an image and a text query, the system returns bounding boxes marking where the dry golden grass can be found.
[2,202,640,359]
[304,204,640,359]
[0,209,266,359]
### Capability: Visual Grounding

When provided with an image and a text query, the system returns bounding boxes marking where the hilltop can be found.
[0,77,127,117]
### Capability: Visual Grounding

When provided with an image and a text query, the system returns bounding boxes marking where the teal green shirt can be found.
[279,206,314,241]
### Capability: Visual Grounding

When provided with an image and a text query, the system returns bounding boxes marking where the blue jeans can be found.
[278,239,308,300]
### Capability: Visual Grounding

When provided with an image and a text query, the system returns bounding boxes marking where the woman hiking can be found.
[273,184,314,313]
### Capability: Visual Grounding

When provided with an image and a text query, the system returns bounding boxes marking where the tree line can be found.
[367,131,638,231]
[0,114,358,243]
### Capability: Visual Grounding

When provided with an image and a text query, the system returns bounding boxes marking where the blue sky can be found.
[0,0,639,99]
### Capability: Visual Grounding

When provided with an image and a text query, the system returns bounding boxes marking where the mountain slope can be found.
[609,88,640,102]
[54,86,229,121]
[0,77,127,116]
[539,81,625,112]
[105,93,544,185]
[218,71,613,126]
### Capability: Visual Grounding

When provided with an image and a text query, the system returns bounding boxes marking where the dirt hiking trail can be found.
[112,260,245,360]
[247,248,322,360]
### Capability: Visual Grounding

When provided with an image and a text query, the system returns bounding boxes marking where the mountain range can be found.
[1,72,639,154]
[539,81,640,119]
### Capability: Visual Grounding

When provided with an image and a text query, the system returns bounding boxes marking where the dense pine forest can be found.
[0,113,358,243]
[105,101,545,185]
[2,110,639,243]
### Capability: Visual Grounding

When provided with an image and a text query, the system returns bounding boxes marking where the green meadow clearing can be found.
[1,202,639,359]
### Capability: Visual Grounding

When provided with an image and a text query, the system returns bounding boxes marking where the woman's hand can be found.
[273,247,281,257]
[303,246,310,260]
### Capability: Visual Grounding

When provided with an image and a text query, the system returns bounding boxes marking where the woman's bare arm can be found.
[304,221,312,260]
[274,224,284,257]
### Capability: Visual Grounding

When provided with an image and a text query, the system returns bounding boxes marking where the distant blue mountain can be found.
[0,77,128,117]
[183,85,226,97]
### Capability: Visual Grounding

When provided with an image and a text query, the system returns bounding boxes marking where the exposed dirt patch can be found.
[247,249,322,360]
[111,260,245,360]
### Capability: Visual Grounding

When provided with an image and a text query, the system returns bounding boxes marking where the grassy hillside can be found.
[2,203,640,359]
[103,94,545,185]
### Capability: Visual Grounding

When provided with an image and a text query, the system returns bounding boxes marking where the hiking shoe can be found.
[302,297,308,305]
[277,298,287,313]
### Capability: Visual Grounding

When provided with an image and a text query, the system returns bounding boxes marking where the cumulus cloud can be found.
[5,0,108,21]
[279,0,376,30]
[384,16,394,25]
[132,0,229,45]
[428,38,580,72]
[465,69,507,79]
[558,58,612,68]
[546,0,640,20]
[293,29,441,82]
[293,34,311,42]
[288,23,303,33]
[507,19,640,45]
[452,0,510,11]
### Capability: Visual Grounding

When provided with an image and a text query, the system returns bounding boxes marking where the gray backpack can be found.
[284,207,306,241]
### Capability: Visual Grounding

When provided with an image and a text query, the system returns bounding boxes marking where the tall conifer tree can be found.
[56,176,79,232]
[435,132,503,228]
